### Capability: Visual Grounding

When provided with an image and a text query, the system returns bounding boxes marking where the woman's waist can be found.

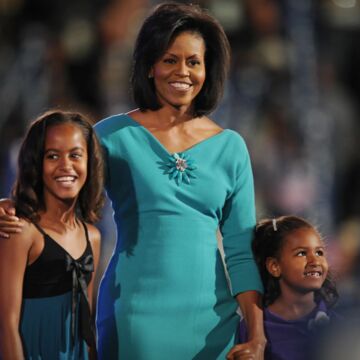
[101,250,231,304]
[114,212,219,230]
[114,219,220,252]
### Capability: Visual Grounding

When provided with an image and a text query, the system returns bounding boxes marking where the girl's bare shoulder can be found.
[84,223,101,246]
[13,218,39,240]
[1,218,39,253]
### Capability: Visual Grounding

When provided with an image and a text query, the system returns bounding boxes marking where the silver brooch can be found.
[162,153,197,185]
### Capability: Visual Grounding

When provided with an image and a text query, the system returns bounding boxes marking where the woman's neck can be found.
[133,106,197,129]
[268,291,316,320]
[157,101,196,124]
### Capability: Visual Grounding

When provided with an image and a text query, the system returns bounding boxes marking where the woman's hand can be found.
[0,199,23,238]
[228,290,266,360]
[226,338,266,360]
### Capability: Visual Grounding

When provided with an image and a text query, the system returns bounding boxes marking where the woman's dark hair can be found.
[11,110,105,224]
[253,215,339,308]
[131,1,231,117]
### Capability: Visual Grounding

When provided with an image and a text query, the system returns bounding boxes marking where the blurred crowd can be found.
[0,0,359,316]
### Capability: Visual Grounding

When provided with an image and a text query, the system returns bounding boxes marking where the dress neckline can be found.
[32,221,90,262]
[265,301,327,323]
[124,114,228,156]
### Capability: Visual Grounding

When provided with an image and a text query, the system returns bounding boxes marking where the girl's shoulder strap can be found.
[32,221,47,236]
[80,220,90,245]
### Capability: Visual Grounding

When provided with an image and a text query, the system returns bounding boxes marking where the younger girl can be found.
[0,110,104,359]
[234,215,339,360]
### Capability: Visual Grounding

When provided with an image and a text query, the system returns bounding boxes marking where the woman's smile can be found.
[168,81,193,91]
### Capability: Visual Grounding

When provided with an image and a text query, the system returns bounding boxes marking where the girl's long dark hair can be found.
[11,110,105,224]
[253,215,339,308]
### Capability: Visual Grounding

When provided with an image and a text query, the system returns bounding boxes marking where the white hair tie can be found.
[272,219,277,231]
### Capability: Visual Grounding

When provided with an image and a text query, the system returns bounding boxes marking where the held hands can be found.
[226,338,266,360]
[0,198,23,238]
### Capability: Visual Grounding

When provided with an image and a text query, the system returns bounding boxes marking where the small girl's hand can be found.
[226,339,265,360]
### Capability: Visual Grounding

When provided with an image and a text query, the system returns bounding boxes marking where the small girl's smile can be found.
[303,270,322,278]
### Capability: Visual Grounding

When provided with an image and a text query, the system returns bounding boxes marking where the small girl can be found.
[235,215,339,360]
[0,110,104,359]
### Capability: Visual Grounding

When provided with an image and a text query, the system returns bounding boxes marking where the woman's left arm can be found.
[226,291,266,360]
[219,135,265,359]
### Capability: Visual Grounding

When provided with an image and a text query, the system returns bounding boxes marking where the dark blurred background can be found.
[0,0,359,313]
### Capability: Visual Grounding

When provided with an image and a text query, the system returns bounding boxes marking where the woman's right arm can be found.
[0,199,24,238]
[0,222,33,359]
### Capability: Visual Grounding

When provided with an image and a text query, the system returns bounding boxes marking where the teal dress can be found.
[95,114,262,359]
[20,222,94,359]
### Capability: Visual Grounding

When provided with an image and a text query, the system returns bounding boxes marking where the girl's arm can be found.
[86,224,101,311]
[0,221,33,359]
[86,224,101,360]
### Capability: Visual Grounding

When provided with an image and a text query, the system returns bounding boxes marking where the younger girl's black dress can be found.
[20,222,94,359]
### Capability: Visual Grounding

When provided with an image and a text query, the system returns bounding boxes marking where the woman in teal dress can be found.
[95,3,265,359]
[0,3,266,359]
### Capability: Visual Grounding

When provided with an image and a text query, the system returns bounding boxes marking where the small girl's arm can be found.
[0,223,33,359]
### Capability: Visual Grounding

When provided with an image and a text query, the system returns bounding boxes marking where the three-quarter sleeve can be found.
[220,137,263,296]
